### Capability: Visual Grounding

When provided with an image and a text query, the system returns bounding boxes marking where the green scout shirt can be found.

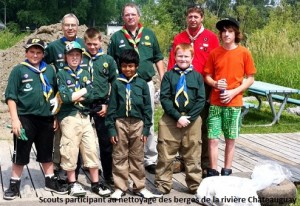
[81,52,118,102]
[44,38,85,72]
[56,67,93,121]
[160,69,206,121]
[5,63,56,117]
[105,76,152,137]
[107,28,164,82]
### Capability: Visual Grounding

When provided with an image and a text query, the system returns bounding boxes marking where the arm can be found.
[7,99,22,137]
[142,81,152,138]
[160,73,181,121]
[155,60,165,81]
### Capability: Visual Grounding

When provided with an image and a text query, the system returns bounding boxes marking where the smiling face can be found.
[175,49,193,70]
[121,63,137,79]
[65,49,82,70]
[85,37,101,56]
[25,46,44,67]
[62,16,78,41]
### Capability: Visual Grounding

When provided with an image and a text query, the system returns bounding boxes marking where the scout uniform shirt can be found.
[105,75,152,137]
[5,63,56,117]
[107,27,164,82]
[56,66,93,121]
[81,49,118,102]
[44,37,85,72]
[160,68,206,121]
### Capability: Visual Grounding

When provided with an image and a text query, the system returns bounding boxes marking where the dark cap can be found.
[24,38,46,50]
[65,41,83,54]
[216,17,240,30]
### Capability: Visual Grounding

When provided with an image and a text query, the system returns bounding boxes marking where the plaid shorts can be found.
[207,105,241,139]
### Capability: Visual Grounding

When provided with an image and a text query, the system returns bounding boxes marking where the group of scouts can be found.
[3,2,256,201]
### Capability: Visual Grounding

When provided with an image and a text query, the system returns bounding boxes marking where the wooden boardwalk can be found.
[0,133,299,205]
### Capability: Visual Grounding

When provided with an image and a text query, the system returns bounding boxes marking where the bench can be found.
[242,81,300,126]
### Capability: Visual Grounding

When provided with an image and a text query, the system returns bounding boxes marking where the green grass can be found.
[0,30,26,49]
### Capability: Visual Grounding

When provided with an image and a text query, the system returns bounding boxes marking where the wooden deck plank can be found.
[6,142,36,199]
[237,136,300,165]
[0,140,13,198]
[1,132,300,204]
[242,134,300,159]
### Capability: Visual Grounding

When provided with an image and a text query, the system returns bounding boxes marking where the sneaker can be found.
[3,179,21,200]
[45,176,68,194]
[68,182,86,197]
[207,168,219,177]
[134,188,163,199]
[221,168,232,176]
[152,188,166,196]
[110,189,126,199]
[92,182,112,197]
[145,164,156,174]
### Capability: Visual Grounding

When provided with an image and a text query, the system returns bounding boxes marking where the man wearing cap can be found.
[4,38,68,200]
[44,13,85,177]
[56,41,111,197]
[107,3,165,174]
[167,5,219,176]
[204,17,256,177]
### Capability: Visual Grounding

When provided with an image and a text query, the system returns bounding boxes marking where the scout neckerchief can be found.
[82,48,104,82]
[122,23,144,54]
[186,26,204,47]
[21,60,53,101]
[60,36,79,45]
[117,73,138,117]
[64,66,84,107]
[174,65,193,107]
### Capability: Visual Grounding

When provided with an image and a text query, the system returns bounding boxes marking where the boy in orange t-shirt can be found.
[204,17,256,177]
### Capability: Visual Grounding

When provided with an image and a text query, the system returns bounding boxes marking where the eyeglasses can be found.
[187,4,202,9]
[63,23,77,28]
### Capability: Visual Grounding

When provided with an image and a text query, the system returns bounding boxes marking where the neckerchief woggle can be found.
[117,73,138,117]
[122,23,144,54]
[174,65,193,107]
[82,48,104,82]
[21,60,53,101]
[186,26,204,47]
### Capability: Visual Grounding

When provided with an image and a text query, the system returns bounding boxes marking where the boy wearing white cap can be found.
[56,41,111,197]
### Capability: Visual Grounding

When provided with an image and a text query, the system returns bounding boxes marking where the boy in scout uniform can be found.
[155,43,206,195]
[81,28,118,185]
[107,3,165,174]
[44,14,85,176]
[4,38,68,200]
[106,49,161,199]
[56,41,111,197]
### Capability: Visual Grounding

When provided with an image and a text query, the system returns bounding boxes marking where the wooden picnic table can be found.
[246,80,300,126]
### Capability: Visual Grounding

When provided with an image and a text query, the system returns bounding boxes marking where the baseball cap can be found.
[216,17,240,30]
[65,41,83,54]
[24,38,46,50]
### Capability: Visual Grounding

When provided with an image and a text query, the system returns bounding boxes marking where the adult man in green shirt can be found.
[107,3,165,174]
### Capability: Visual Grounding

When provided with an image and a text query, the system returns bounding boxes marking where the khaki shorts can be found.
[59,113,99,171]
[207,105,241,139]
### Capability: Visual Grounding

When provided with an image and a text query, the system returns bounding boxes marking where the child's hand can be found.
[178,116,191,127]
[216,79,227,90]
[176,122,183,128]
[111,136,118,144]
[140,135,147,143]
